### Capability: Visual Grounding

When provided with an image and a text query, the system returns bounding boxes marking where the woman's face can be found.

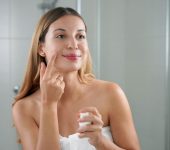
[39,15,89,73]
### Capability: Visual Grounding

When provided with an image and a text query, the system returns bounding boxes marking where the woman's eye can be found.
[56,35,64,39]
[78,34,86,39]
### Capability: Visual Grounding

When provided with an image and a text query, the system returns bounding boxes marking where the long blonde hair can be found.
[13,7,94,105]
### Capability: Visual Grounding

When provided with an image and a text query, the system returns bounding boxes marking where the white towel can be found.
[59,126,113,150]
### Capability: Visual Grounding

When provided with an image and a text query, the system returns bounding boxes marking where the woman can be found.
[12,7,140,150]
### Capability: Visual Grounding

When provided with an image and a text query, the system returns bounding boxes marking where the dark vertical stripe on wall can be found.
[165,0,170,150]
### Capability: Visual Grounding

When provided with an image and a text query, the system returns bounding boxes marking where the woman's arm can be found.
[36,103,60,150]
[12,101,60,150]
[13,101,39,150]
[13,55,65,150]
[77,83,140,150]
[108,83,140,150]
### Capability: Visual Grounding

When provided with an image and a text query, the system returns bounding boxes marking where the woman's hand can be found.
[77,107,105,147]
[40,54,65,105]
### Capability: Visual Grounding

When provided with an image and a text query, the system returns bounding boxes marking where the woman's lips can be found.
[62,54,81,61]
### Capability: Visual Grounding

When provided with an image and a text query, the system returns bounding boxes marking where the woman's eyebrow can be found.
[53,28,65,32]
[53,28,86,33]
[77,29,85,32]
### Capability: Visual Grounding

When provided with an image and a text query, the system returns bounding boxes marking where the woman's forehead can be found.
[48,15,86,32]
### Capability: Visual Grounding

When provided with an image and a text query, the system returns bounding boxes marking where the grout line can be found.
[165,0,170,150]
[97,0,101,79]
[9,0,12,98]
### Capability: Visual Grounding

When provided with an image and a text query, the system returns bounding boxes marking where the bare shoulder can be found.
[90,79,126,101]
[13,98,30,119]
[91,80,140,149]
[12,92,40,149]
[90,79,130,115]
[13,96,37,117]
[12,91,40,126]
[91,79,122,90]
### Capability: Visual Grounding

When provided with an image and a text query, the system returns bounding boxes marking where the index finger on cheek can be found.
[46,54,59,73]
[47,54,58,67]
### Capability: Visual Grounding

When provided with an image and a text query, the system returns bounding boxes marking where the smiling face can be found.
[39,15,89,73]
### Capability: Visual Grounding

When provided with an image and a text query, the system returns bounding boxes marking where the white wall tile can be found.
[100,38,126,86]
[125,0,167,37]
[10,39,30,94]
[0,39,19,150]
[0,39,10,99]
[81,0,101,77]
[11,0,42,38]
[100,0,126,86]
[0,0,10,37]
[101,0,126,40]
[56,0,77,9]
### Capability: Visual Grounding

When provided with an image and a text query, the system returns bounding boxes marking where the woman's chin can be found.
[58,67,80,74]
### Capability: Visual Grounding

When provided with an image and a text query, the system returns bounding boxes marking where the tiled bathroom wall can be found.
[0,1,42,149]
[124,1,167,150]
[99,0,168,150]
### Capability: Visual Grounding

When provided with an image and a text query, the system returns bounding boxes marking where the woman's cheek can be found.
[46,51,59,61]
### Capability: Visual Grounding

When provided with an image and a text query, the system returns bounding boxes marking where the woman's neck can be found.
[60,72,84,103]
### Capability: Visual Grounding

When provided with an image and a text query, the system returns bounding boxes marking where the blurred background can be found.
[0,0,169,149]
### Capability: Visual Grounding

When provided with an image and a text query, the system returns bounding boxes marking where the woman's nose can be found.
[67,38,78,50]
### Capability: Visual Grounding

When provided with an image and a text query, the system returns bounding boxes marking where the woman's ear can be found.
[38,43,46,57]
